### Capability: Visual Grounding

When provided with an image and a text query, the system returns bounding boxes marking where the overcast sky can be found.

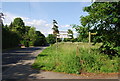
[2,2,92,37]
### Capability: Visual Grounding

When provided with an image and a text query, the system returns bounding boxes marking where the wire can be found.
[28,0,33,27]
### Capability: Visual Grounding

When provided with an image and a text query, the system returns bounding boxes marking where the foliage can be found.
[26,27,36,46]
[52,20,59,35]
[67,29,74,39]
[72,25,89,42]
[80,2,120,55]
[33,31,47,46]
[2,25,21,49]
[32,43,119,74]
[46,34,56,44]
[11,17,26,39]
[2,17,47,49]
[63,38,71,42]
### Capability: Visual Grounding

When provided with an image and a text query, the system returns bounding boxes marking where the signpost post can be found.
[88,31,97,53]
[88,32,97,44]
[56,31,72,53]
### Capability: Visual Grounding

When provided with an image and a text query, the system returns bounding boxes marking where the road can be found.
[2,46,46,80]
[2,46,119,80]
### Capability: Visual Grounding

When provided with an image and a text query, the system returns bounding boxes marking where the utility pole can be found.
[0,12,4,81]
[0,12,4,24]
[0,0,4,79]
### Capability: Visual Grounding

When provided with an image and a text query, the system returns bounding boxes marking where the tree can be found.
[22,26,31,47]
[46,34,56,44]
[27,27,36,40]
[2,25,21,49]
[67,29,74,39]
[12,17,26,38]
[72,25,89,42]
[0,12,4,25]
[33,31,47,46]
[52,20,59,35]
[80,2,120,55]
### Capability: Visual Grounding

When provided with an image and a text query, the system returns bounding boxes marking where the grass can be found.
[32,42,119,74]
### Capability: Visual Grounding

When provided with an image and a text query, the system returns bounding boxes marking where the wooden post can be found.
[89,32,91,44]
[88,32,91,53]
[56,36,58,53]
[76,44,79,56]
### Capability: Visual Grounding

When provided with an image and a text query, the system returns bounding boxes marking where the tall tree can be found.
[52,20,59,35]
[28,27,36,44]
[12,17,26,38]
[0,13,4,23]
[80,2,120,55]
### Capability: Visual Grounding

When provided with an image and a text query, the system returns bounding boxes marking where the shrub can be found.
[2,27,21,49]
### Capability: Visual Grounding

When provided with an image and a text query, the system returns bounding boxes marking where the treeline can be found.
[2,17,47,49]
[72,2,120,56]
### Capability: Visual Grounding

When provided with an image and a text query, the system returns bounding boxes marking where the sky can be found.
[2,2,92,37]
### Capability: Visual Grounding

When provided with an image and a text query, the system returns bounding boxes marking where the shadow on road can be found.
[2,47,41,65]
[2,47,45,80]
[2,63,41,80]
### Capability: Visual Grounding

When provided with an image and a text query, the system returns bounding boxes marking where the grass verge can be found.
[32,42,119,74]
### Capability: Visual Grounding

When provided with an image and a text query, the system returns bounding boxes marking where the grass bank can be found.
[32,42,119,74]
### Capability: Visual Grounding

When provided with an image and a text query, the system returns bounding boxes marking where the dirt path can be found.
[2,47,119,80]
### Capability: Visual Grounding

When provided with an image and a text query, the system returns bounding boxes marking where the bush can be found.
[2,27,21,49]
[33,36,47,46]
[33,31,47,46]
[46,34,56,44]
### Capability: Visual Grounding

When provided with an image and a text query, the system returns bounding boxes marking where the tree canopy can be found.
[2,17,47,49]
[80,2,120,55]
[12,18,26,37]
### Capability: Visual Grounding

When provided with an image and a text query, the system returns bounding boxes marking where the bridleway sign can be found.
[57,31,72,38]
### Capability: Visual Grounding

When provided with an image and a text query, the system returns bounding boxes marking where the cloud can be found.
[3,12,53,36]
[60,24,70,28]
[25,19,53,36]
[3,12,78,37]
[3,12,29,25]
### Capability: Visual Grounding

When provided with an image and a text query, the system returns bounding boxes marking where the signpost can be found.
[88,32,97,53]
[57,31,72,40]
[89,32,97,44]
[55,31,72,53]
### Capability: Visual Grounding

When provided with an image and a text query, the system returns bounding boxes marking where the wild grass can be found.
[32,42,119,74]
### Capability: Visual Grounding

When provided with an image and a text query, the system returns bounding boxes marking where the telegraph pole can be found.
[0,0,4,79]
[0,12,4,81]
